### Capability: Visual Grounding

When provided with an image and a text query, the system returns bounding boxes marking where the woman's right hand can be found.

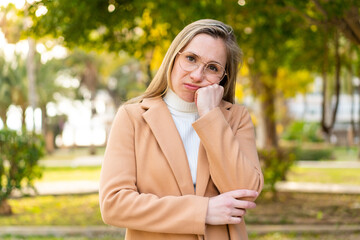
[205,189,258,225]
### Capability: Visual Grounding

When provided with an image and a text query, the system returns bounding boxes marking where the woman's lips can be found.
[184,83,201,91]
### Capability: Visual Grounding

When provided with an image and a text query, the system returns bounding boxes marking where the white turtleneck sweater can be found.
[163,89,200,185]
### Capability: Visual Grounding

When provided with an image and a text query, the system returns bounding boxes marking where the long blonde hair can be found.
[129,19,242,104]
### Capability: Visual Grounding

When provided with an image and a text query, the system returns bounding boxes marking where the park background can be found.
[0,0,360,239]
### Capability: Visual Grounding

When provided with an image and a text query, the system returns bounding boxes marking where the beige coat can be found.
[99,97,263,240]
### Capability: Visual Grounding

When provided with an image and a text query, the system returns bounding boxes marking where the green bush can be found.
[258,147,296,193]
[293,147,334,161]
[0,129,45,214]
[282,121,324,143]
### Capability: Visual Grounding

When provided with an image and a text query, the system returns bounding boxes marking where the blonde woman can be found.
[99,19,263,240]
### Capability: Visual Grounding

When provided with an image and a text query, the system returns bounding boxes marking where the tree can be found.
[106,58,147,106]
[36,56,69,152]
[0,129,45,215]
[0,55,13,126]
[28,1,360,149]
[284,0,360,155]
[27,0,316,150]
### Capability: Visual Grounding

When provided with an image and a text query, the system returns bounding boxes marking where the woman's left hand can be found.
[195,84,224,117]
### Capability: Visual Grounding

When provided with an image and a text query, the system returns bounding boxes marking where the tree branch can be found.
[341,6,360,45]
[284,5,326,27]
[310,0,329,20]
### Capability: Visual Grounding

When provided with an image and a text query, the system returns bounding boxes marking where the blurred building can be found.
[286,77,360,146]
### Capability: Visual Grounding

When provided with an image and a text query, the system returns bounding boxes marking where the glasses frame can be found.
[177,51,227,84]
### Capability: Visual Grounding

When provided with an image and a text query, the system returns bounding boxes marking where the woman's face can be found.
[170,33,227,102]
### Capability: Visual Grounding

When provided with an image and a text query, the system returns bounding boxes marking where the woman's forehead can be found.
[182,34,227,65]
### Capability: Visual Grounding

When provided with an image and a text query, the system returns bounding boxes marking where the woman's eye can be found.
[207,64,219,72]
[186,55,196,63]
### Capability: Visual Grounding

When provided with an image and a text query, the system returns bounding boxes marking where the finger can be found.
[233,200,256,210]
[229,216,242,224]
[228,189,258,199]
[232,208,246,217]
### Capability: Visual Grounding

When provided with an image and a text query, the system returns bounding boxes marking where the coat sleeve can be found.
[192,105,264,198]
[99,105,208,235]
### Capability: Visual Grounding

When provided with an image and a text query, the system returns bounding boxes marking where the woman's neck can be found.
[163,89,198,113]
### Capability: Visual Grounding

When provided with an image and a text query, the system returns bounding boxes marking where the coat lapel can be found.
[195,100,233,196]
[141,97,195,195]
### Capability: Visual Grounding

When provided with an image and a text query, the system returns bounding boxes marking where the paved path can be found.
[276,181,360,194]
[296,160,360,168]
[39,156,103,167]
[1,224,359,237]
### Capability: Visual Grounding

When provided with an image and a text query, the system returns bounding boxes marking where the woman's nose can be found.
[189,65,205,82]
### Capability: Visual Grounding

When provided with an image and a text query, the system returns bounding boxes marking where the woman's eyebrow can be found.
[187,51,222,65]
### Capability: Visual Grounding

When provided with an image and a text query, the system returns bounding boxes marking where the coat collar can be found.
[141,97,195,195]
[140,97,233,196]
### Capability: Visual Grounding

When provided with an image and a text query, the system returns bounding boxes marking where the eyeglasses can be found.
[177,51,227,83]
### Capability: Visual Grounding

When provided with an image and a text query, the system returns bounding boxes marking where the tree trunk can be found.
[21,106,26,131]
[41,105,55,154]
[349,64,356,146]
[0,110,7,128]
[249,72,278,150]
[41,105,47,137]
[145,50,154,86]
[321,30,341,137]
[27,37,37,132]
[261,82,278,149]
[358,84,360,160]
[0,199,12,215]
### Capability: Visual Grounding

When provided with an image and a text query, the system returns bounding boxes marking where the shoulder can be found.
[115,102,143,123]
[117,96,164,118]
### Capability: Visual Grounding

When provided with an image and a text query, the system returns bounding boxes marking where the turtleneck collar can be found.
[163,89,198,113]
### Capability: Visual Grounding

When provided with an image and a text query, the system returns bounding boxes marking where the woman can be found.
[99,19,263,240]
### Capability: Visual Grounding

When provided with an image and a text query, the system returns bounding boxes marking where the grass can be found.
[332,147,359,161]
[281,141,359,161]
[3,145,359,239]
[38,166,101,182]
[2,195,104,226]
[41,147,105,161]
[248,232,360,240]
[287,166,360,185]
[0,235,124,240]
[35,164,359,186]
[3,192,360,227]
[246,192,360,225]
[2,192,360,239]
[1,233,359,240]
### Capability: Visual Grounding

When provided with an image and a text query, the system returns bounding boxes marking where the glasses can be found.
[177,51,227,83]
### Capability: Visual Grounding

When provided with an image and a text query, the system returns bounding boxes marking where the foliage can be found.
[282,121,324,143]
[258,147,296,193]
[293,147,333,161]
[106,59,147,105]
[27,0,227,55]
[0,129,45,214]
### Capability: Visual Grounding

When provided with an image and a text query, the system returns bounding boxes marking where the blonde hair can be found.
[129,19,242,104]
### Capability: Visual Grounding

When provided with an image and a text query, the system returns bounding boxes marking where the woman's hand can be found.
[205,189,258,225]
[195,84,224,117]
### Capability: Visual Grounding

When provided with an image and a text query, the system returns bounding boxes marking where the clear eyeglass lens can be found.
[178,52,225,83]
